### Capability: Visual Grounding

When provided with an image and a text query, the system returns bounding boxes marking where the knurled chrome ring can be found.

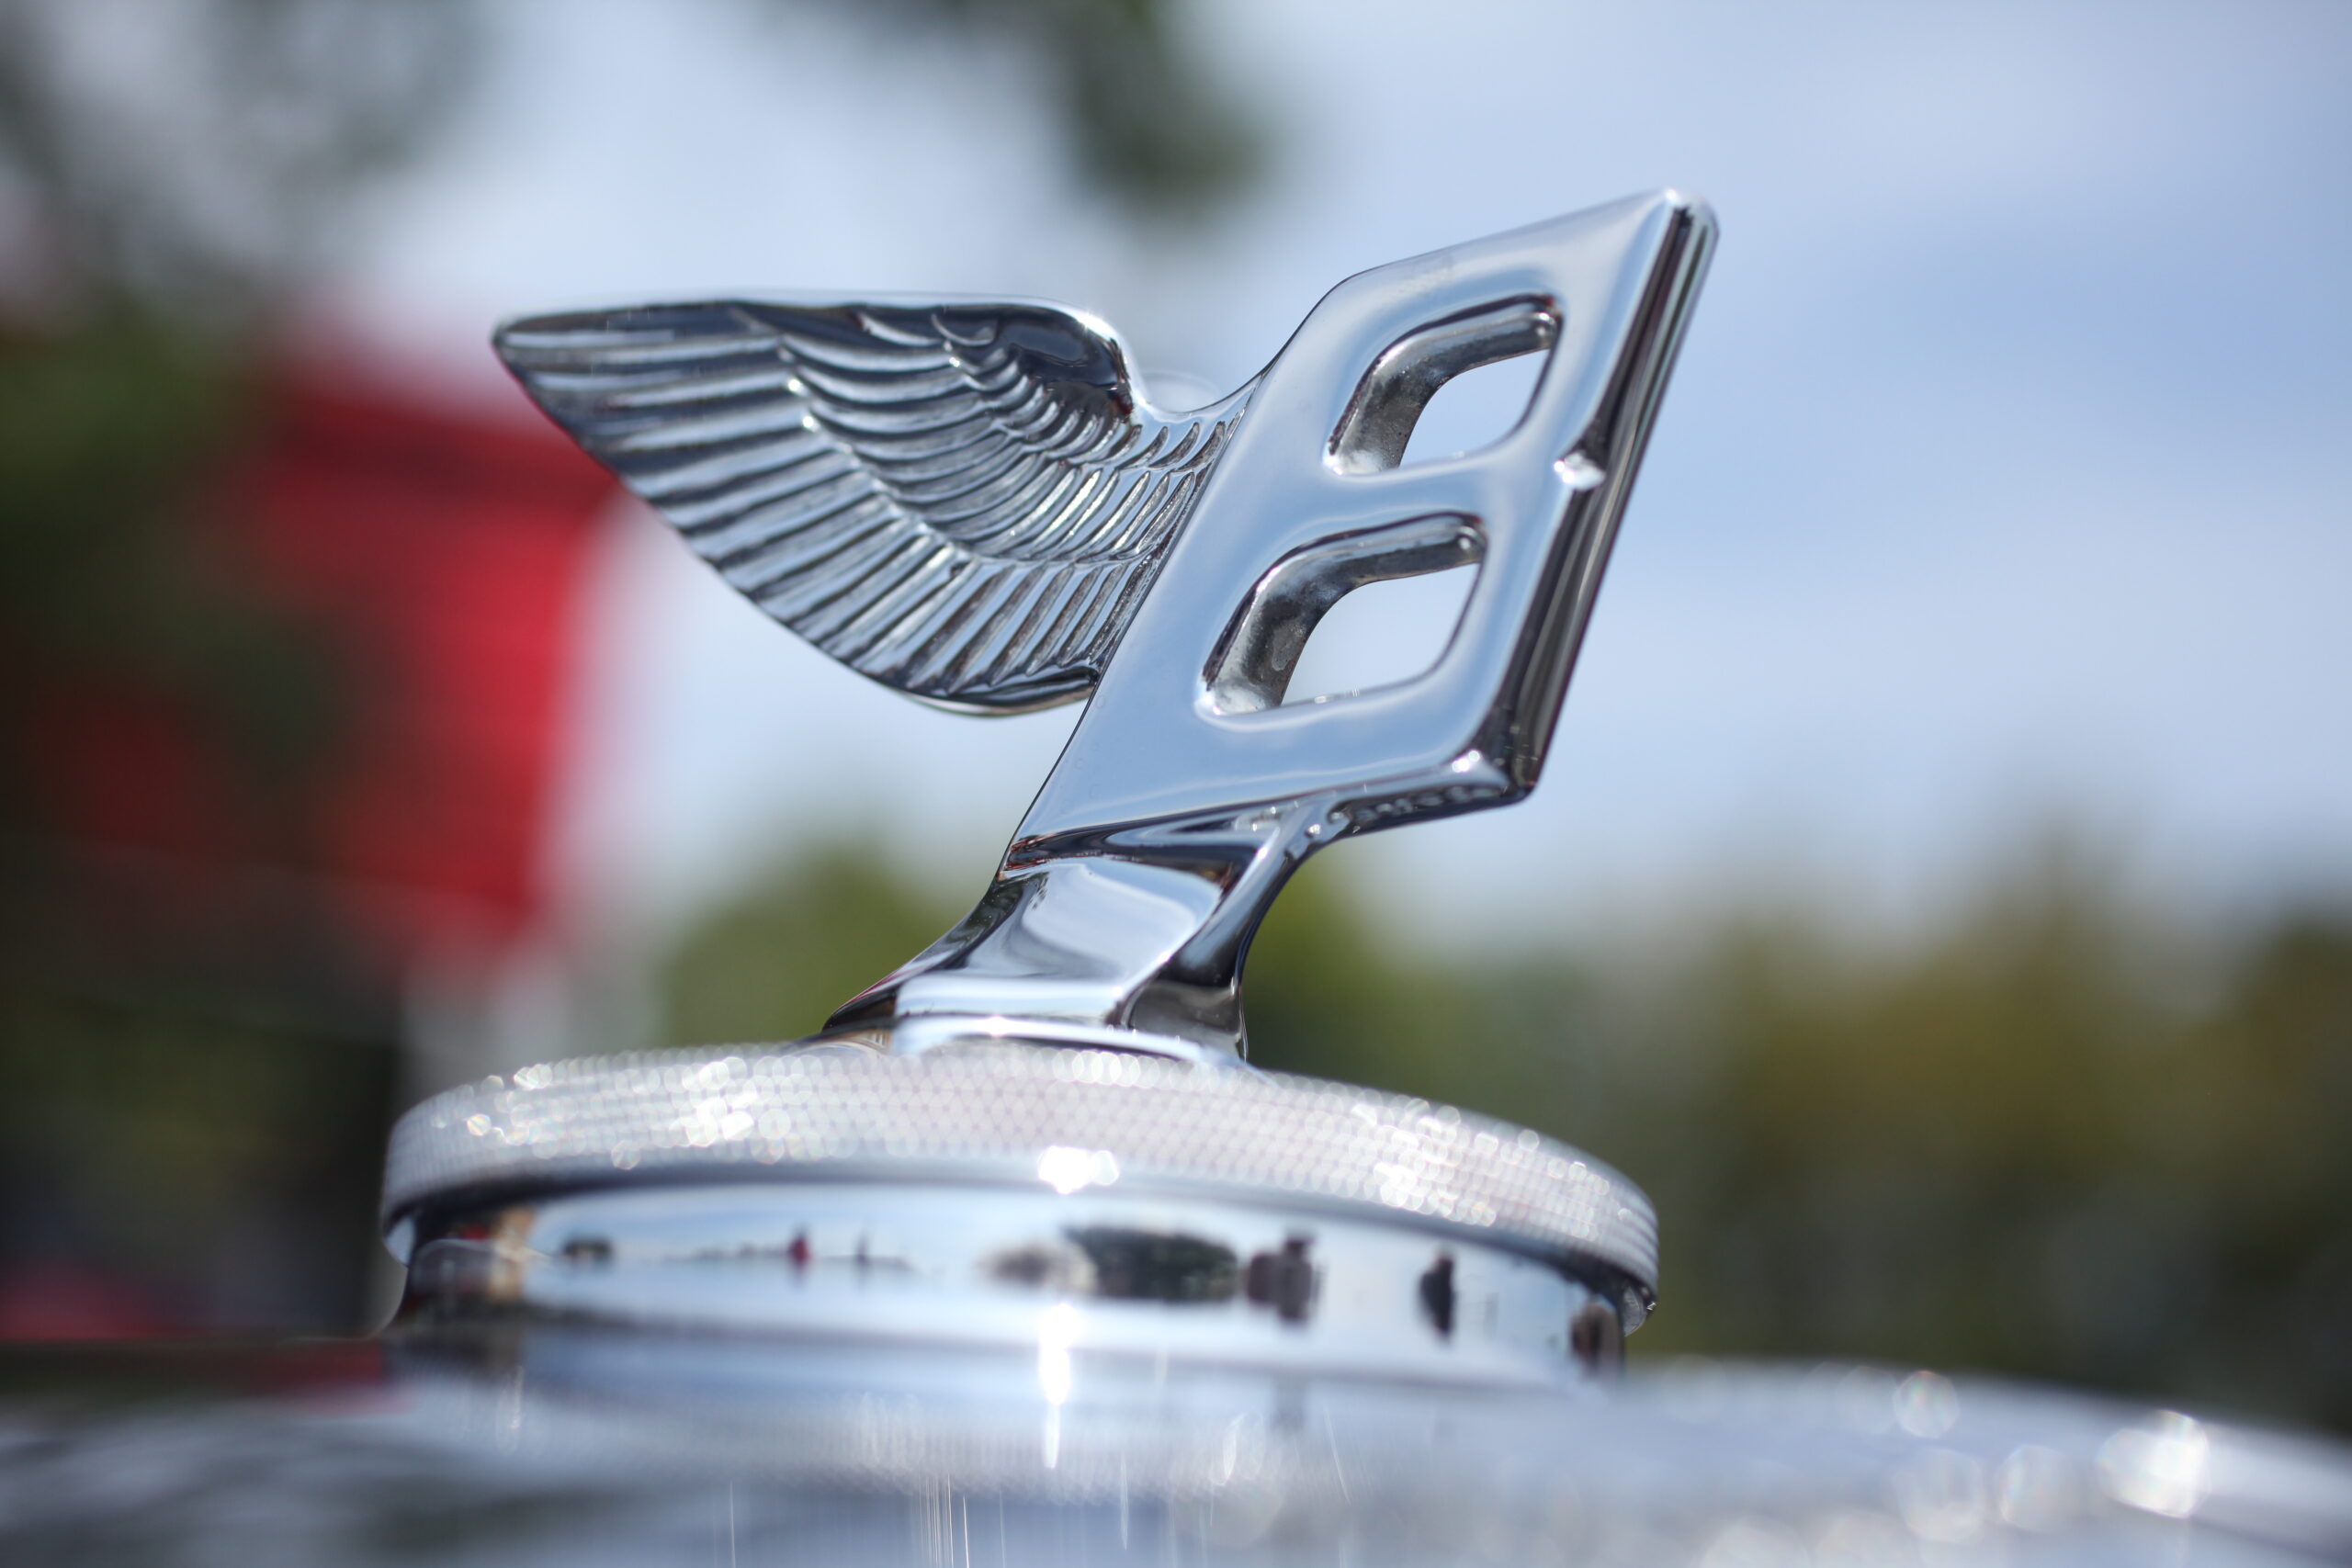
[381,1040,1657,1301]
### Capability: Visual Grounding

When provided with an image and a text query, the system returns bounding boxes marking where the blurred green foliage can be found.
[0,314,345,834]
[0,986,396,1328]
[661,848,963,1050]
[658,841,2352,1433]
[0,312,388,1329]
[824,0,1261,217]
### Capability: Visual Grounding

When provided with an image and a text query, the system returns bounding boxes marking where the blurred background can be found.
[1,0,2347,1434]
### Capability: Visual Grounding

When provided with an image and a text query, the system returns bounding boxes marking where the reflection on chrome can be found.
[2100,1410,2211,1518]
[1892,1369,1958,1438]
[1892,1447,1990,1543]
[1995,1442,2082,1533]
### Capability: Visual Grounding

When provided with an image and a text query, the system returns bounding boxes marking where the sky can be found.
[337,0,2352,967]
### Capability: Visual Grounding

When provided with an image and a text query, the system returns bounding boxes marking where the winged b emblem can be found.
[497,195,1714,1061]
[497,299,1246,713]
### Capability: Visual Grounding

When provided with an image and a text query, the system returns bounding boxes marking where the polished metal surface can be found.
[500,193,1713,1063]
[379,1039,1658,1315]
[396,1181,1623,1386]
[7,1337,2350,1565]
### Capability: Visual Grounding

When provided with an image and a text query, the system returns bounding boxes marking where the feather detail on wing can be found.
[496,299,1249,712]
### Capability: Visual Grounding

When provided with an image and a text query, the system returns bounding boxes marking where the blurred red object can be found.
[28,367,617,966]
[0,1260,172,1341]
[233,372,617,953]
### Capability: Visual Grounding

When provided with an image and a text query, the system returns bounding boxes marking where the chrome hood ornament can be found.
[381,193,1711,1377]
[499,192,1713,1063]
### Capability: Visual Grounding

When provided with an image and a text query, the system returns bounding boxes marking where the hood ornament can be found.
[381,193,1711,1371]
[499,192,1713,1063]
